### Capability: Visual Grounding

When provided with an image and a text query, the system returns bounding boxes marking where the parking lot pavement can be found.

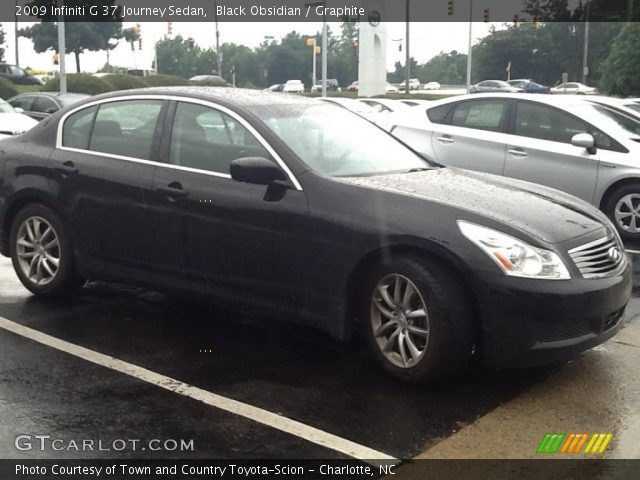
[0,255,638,460]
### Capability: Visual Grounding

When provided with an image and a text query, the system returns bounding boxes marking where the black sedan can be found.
[0,88,630,383]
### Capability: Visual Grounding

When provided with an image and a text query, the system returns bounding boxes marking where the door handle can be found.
[157,183,189,200]
[508,148,528,157]
[437,135,454,144]
[55,161,78,175]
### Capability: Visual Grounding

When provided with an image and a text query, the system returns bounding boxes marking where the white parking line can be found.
[0,315,397,463]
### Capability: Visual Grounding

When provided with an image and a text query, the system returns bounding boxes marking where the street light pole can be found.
[405,0,410,94]
[466,0,473,93]
[582,2,590,85]
[214,0,222,76]
[321,15,327,97]
[57,0,67,94]
[14,5,19,66]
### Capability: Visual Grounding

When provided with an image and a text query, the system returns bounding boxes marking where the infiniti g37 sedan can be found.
[389,93,640,242]
[0,88,631,383]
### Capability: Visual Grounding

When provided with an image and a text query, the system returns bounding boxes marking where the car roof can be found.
[430,92,590,107]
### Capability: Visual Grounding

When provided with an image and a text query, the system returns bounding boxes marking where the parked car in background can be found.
[470,80,523,93]
[189,75,227,85]
[8,92,90,121]
[386,83,399,93]
[408,78,421,90]
[347,81,359,92]
[283,80,305,94]
[424,82,441,90]
[32,74,54,85]
[311,79,341,93]
[389,93,640,241]
[264,84,284,92]
[0,98,38,139]
[0,88,630,383]
[507,79,550,94]
[0,64,41,85]
[318,97,383,124]
[550,82,598,95]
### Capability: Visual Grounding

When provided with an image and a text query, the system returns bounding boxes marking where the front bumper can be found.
[476,261,632,368]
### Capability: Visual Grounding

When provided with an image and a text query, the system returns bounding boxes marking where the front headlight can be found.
[458,221,571,280]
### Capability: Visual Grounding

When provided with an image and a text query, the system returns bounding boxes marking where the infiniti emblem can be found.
[607,246,622,264]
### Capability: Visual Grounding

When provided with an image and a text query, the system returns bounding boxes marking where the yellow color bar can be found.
[597,433,613,453]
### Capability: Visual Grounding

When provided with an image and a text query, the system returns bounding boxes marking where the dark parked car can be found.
[0,64,41,85]
[311,79,341,93]
[0,88,630,383]
[507,79,550,94]
[8,92,90,121]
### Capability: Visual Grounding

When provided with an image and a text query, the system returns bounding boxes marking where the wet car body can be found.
[0,88,630,379]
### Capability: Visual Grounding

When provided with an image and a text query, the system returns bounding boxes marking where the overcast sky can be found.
[2,21,497,74]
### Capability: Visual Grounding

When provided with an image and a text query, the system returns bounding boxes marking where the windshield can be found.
[0,98,15,113]
[255,104,432,177]
[589,104,640,139]
[625,103,640,114]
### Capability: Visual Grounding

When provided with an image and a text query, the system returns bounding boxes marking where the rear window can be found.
[62,106,97,150]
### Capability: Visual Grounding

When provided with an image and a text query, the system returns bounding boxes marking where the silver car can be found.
[470,80,523,93]
[390,93,640,241]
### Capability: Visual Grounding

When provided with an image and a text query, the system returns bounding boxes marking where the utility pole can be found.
[14,9,19,66]
[57,0,66,94]
[405,0,410,94]
[466,0,473,93]
[321,14,327,97]
[582,2,590,85]
[214,0,222,76]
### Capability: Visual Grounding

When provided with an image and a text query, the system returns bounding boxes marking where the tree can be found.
[155,36,217,78]
[601,22,640,96]
[20,1,122,72]
[0,24,6,62]
[416,51,468,85]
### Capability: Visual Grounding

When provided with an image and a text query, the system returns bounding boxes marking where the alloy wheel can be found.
[614,193,640,234]
[15,216,61,286]
[370,274,430,369]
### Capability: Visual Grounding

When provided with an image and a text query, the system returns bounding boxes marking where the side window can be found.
[170,102,270,174]
[452,100,508,132]
[10,96,34,111]
[515,102,589,143]
[62,106,98,150]
[89,100,163,160]
[32,96,58,113]
[427,103,454,124]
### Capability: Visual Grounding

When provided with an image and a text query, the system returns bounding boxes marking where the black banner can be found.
[5,0,640,23]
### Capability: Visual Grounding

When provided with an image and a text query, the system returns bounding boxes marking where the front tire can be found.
[362,256,475,383]
[9,204,81,296]
[603,184,640,242]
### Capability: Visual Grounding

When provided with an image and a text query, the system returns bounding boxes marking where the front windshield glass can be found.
[255,104,432,177]
[0,99,15,113]
[625,103,640,114]
[589,104,640,139]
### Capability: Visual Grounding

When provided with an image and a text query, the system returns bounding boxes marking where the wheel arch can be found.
[598,177,640,211]
[342,242,484,343]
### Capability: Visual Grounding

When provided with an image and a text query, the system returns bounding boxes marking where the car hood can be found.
[339,168,607,245]
[0,113,38,135]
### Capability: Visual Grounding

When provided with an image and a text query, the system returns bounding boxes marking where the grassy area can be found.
[16,85,43,94]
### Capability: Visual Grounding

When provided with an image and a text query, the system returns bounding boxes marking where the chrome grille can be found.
[568,236,626,279]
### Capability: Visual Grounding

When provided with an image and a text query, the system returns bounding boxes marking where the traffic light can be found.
[513,14,520,29]
[483,8,490,22]
[398,43,402,52]
[533,15,541,29]
[52,53,59,65]
[187,38,195,49]
[447,0,454,16]
[134,23,141,40]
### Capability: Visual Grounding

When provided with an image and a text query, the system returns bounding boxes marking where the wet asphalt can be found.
[0,255,638,460]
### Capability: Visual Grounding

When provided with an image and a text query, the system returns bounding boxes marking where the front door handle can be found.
[157,182,189,200]
[437,135,454,144]
[508,148,528,158]
[55,161,78,175]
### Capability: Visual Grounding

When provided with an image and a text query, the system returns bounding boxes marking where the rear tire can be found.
[9,204,82,297]
[361,256,475,383]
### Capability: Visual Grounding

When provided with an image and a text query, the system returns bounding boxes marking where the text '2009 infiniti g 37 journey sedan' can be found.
[0,88,631,383]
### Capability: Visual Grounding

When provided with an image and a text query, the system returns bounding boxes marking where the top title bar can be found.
[7,0,639,23]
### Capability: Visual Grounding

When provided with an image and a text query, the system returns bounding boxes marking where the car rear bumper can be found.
[476,262,632,368]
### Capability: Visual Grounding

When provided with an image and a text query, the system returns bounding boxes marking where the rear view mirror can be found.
[230,157,287,186]
[571,133,597,155]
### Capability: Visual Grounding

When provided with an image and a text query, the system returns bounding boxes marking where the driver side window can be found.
[169,102,270,175]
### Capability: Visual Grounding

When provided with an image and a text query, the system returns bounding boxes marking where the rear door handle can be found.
[157,183,189,200]
[508,148,528,157]
[55,161,78,175]
[437,135,454,144]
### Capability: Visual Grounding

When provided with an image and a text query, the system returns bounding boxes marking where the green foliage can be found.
[103,74,147,91]
[414,51,468,85]
[0,24,6,62]
[42,74,112,95]
[20,1,123,72]
[143,74,190,87]
[189,78,228,87]
[0,77,18,99]
[601,23,640,96]
[156,36,217,78]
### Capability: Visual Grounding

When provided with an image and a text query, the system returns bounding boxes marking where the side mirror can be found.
[571,133,597,154]
[45,108,58,114]
[14,107,24,113]
[230,157,287,186]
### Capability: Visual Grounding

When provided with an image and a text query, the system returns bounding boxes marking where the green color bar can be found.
[537,433,553,453]
[549,433,566,453]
